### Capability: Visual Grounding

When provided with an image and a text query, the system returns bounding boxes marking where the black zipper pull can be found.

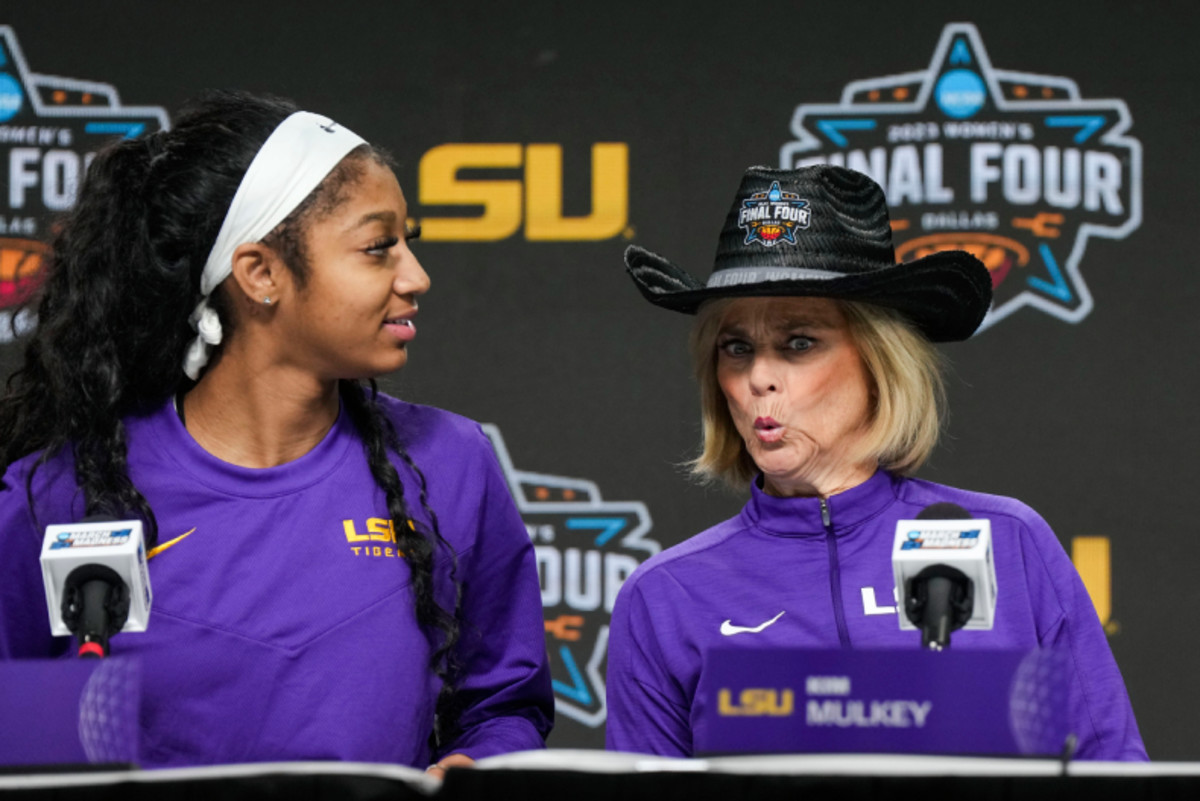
[820,497,831,528]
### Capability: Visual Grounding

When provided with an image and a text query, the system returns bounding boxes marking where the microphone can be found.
[40,519,152,658]
[892,503,997,651]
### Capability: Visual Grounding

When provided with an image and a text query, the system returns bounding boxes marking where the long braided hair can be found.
[0,89,463,745]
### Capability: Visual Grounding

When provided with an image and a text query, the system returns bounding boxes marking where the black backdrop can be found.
[1,1,1197,760]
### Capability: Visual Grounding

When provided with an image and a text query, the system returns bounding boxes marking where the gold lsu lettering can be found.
[718,688,795,717]
[418,143,629,241]
[342,518,404,559]
[1073,536,1117,634]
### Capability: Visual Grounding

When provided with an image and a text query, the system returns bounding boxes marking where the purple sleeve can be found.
[1019,511,1147,760]
[606,573,693,756]
[435,431,553,760]
[0,461,72,660]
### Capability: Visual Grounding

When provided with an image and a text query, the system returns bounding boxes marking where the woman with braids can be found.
[0,91,553,770]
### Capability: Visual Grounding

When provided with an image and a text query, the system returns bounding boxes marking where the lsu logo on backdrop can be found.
[738,180,810,247]
[418,143,629,241]
[482,425,659,728]
[779,23,1141,330]
[0,27,168,342]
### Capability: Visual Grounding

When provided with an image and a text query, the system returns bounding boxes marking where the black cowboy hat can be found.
[624,165,993,342]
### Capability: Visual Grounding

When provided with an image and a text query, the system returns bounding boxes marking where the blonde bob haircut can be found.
[689,297,946,489]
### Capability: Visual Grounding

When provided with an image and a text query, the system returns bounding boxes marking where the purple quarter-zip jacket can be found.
[0,395,552,767]
[606,470,1145,760]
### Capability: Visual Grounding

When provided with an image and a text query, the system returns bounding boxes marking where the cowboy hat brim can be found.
[625,244,993,343]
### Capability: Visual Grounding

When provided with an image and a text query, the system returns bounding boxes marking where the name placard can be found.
[695,648,1068,756]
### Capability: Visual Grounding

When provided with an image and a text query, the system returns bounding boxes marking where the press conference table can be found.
[3,751,1200,800]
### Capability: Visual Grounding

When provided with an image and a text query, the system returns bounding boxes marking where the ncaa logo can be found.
[936,69,987,119]
[780,23,1142,330]
[0,72,23,122]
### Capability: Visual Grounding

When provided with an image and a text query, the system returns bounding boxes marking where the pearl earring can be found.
[262,297,272,305]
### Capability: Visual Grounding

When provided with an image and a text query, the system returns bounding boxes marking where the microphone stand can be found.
[60,564,131,658]
[905,564,974,650]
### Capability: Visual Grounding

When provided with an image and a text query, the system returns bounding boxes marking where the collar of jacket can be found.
[741,469,900,537]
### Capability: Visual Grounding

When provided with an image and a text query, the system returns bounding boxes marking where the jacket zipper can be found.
[821,498,852,648]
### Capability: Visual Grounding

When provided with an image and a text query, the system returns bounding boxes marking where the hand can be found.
[426,752,475,780]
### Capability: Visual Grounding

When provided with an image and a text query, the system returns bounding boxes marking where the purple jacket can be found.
[0,396,552,767]
[606,470,1145,760]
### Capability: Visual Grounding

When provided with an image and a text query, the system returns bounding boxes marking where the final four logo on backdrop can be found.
[779,23,1141,329]
[483,425,660,728]
[0,27,168,343]
[738,181,811,247]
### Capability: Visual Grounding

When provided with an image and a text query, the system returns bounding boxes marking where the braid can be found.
[1,131,168,540]
[338,379,463,747]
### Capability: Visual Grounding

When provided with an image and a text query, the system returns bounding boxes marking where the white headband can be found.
[183,111,367,379]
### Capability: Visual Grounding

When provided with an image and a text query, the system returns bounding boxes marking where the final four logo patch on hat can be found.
[737,181,810,247]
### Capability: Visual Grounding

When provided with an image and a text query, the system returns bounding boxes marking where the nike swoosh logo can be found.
[147,528,197,560]
[720,610,786,636]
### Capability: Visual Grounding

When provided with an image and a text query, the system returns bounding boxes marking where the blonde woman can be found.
[605,165,1144,761]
